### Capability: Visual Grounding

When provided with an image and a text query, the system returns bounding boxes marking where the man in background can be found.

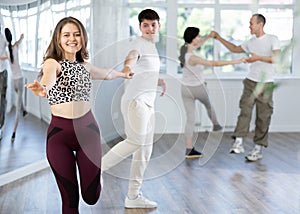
[211,14,281,161]
[0,24,8,141]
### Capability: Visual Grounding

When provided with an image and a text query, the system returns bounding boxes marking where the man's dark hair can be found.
[138,9,160,24]
[253,13,266,26]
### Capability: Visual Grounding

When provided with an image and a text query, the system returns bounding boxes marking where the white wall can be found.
[23,69,300,143]
[90,0,129,142]
[154,76,300,134]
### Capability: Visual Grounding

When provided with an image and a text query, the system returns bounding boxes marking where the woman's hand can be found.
[209,31,220,39]
[158,79,167,96]
[25,80,47,97]
[245,52,260,63]
[240,58,248,63]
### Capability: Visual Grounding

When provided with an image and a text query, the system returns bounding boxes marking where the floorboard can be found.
[0,109,47,175]
[0,123,300,213]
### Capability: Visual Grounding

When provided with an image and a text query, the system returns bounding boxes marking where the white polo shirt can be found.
[181,52,205,86]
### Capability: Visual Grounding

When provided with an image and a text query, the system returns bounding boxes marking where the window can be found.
[177,7,215,74]
[218,10,252,73]
[177,0,294,75]
[258,8,293,74]
[0,0,296,76]
[37,8,53,68]
[1,0,91,69]
[22,17,32,66]
[130,0,295,75]
[217,8,293,74]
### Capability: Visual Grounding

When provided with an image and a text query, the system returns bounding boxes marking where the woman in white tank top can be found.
[179,27,245,159]
[4,28,27,142]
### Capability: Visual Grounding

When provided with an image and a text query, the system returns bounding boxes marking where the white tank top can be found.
[181,52,205,86]
[8,45,23,80]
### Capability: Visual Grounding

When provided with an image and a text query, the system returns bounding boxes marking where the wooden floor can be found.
[0,111,300,213]
[0,109,48,174]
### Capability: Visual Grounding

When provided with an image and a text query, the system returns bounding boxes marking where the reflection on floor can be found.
[0,108,48,175]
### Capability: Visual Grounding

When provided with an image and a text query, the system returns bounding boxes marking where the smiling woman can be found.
[24,16,133,214]
[60,24,83,59]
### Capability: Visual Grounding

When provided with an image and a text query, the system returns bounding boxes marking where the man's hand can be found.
[121,65,134,79]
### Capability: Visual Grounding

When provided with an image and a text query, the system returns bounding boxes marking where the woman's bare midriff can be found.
[50,101,91,119]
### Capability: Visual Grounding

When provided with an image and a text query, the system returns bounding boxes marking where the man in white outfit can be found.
[101,9,166,208]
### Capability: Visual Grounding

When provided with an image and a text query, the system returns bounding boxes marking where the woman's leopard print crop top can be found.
[47,60,92,105]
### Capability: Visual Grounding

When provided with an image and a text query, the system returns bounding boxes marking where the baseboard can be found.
[0,159,49,187]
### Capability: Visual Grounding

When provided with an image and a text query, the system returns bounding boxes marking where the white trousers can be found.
[102,99,155,196]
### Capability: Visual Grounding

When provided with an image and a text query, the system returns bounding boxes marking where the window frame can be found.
[129,0,298,78]
[0,0,91,69]
[0,0,297,78]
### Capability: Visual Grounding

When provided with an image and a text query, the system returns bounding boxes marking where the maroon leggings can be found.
[47,111,102,214]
